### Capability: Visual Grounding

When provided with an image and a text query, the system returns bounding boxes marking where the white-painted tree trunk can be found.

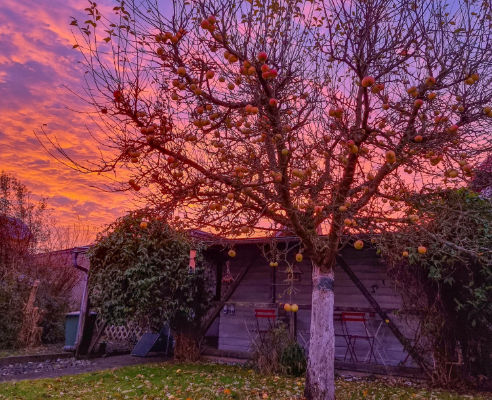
[304,265,335,400]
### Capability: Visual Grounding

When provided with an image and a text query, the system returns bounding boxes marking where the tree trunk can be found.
[174,331,200,361]
[304,265,335,400]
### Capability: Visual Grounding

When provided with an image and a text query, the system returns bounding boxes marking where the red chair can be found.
[255,309,276,319]
[254,308,276,336]
[341,312,376,363]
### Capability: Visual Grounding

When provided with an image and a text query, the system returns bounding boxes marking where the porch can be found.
[203,240,420,371]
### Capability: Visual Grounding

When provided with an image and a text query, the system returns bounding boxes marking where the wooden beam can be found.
[87,320,107,355]
[271,264,277,303]
[336,255,430,374]
[74,271,89,358]
[215,260,223,301]
[199,256,258,338]
[289,311,297,340]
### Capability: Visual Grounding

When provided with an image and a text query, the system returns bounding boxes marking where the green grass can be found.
[0,362,488,400]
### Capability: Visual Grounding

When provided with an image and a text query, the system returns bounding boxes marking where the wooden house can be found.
[201,235,420,372]
[64,231,420,373]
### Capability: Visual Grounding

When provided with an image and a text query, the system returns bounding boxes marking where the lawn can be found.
[0,362,488,400]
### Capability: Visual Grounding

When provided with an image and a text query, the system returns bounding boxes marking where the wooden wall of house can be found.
[211,242,419,367]
[34,248,86,310]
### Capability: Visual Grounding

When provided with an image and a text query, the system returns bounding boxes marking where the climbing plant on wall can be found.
[88,211,212,360]
[378,189,492,387]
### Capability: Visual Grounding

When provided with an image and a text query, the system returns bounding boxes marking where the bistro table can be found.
[364,312,391,365]
[334,307,397,365]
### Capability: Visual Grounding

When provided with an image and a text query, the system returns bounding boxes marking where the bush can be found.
[37,281,73,344]
[88,212,212,360]
[0,266,76,349]
[378,189,491,387]
[251,322,306,376]
[0,275,29,349]
[0,171,75,349]
[280,342,307,377]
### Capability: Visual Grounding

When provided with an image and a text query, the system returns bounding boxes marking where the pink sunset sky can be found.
[0,0,140,241]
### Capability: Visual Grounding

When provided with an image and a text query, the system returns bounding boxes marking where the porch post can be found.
[271,265,277,304]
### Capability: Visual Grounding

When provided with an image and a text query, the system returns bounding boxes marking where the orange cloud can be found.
[0,0,132,244]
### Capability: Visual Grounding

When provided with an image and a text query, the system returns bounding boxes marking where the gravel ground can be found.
[0,358,93,379]
[0,354,169,382]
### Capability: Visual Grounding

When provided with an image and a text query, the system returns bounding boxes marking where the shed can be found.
[201,236,420,372]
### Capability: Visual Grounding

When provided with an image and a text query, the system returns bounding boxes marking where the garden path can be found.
[0,354,169,382]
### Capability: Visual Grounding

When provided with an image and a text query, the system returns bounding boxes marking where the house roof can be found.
[188,228,303,246]
[65,231,301,255]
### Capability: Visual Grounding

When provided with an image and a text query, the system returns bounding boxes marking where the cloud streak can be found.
[0,0,131,242]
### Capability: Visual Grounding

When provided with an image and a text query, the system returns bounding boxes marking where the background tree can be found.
[0,171,49,265]
[88,212,211,360]
[0,172,78,348]
[378,188,491,387]
[46,0,492,398]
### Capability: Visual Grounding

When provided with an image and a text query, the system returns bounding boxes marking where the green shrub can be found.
[0,171,73,349]
[37,282,71,344]
[0,275,29,349]
[0,269,75,349]
[280,341,307,377]
[379,189,492,386]
[251,322,306,376]
[88,211,212,360]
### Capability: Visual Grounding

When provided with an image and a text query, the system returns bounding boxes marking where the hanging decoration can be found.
[189,249,196,272]
[222,260,235,283]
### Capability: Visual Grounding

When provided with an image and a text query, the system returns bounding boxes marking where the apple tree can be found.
[47,0,492,398]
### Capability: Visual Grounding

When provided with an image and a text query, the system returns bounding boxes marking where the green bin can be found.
[64,311,97,352]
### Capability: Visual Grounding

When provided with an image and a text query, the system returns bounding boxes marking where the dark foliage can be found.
[379,189,491,387]
[88,212,212,358]
[281,341,307,377]
[0,172,75,349]
[251,322,307,376]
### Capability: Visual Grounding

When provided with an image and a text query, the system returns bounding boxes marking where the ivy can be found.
[380,189,491,385]
[88,212,211,334]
